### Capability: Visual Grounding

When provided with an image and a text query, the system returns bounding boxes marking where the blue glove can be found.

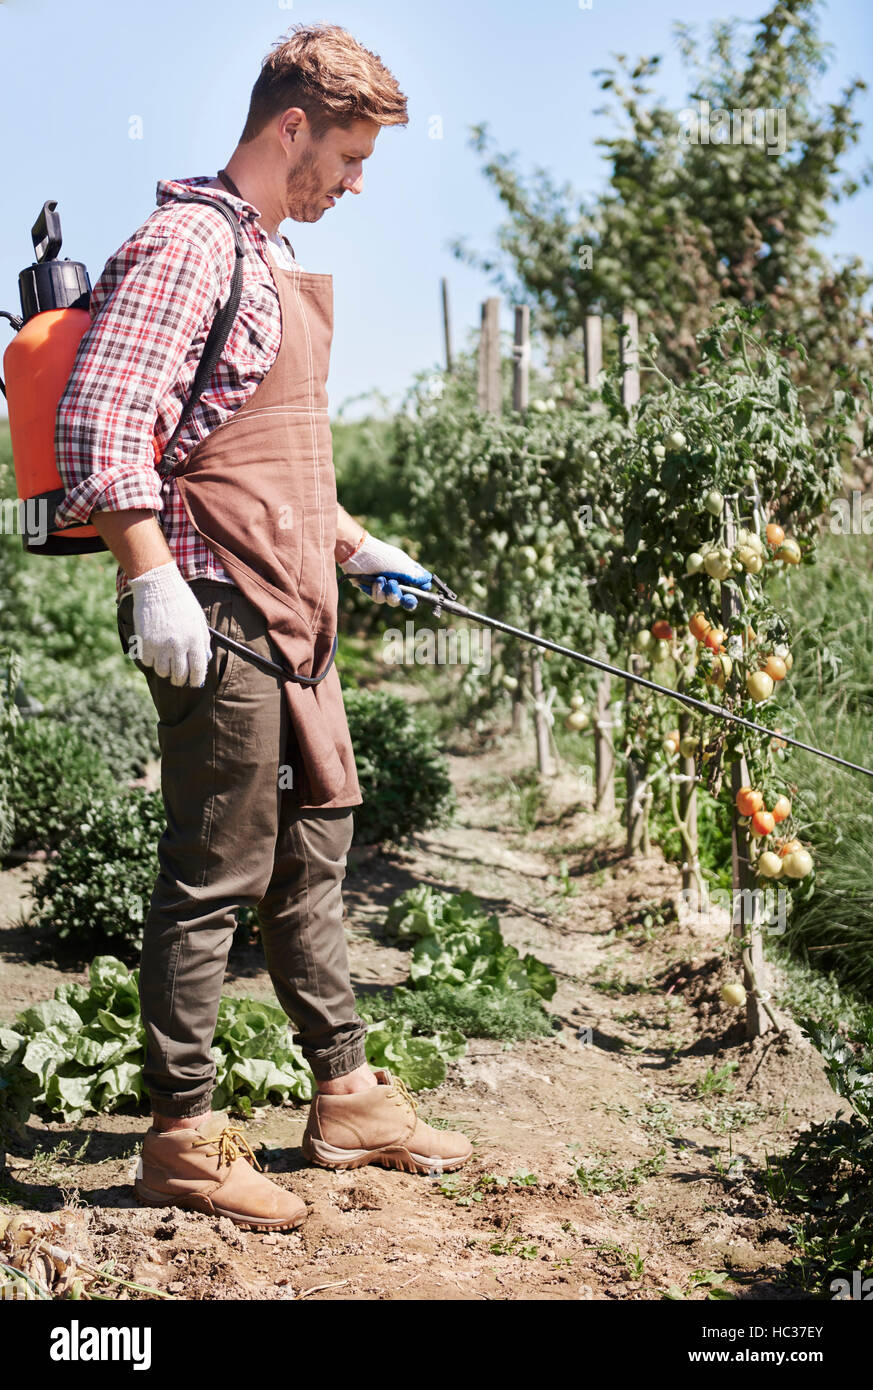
[340,532,432,612]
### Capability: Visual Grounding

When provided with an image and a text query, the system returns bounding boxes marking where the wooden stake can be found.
[477,297,501,415]
[721,506,769,1038]
[512,305,530,412]
[441,277,452,373]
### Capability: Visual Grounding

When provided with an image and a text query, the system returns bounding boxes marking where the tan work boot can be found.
[302,1068,473,1174]
[134,1111,307,1231]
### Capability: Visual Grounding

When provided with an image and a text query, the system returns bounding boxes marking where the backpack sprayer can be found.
[0,198,337,684]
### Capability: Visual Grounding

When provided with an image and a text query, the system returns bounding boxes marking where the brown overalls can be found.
[117,227,368,1115]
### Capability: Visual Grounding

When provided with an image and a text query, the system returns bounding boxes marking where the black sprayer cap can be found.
[17,200,91,323]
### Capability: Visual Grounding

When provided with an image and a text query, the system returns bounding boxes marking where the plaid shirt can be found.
[54,176,306,598]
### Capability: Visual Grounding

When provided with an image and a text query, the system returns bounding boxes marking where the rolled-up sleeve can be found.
[54,233,221,527]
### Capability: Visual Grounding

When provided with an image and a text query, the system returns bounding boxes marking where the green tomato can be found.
[634,630,653,653]
[569,694,586,711]
[565,710,589,732]
[704,489,724,516]
[519,546,538,565]
[522,565,537,583]
[703,548,733,580]
[667,430,687,451]
[653,639,671,663]
[685,552,705,575]
[757,851,783,879]
[538,552,555,575]
[678,735,699,758]
[652,443,667,460]
[502,675,519,692]
[721,982,747,1008]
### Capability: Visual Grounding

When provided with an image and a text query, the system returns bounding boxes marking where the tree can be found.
[450,0,872,401]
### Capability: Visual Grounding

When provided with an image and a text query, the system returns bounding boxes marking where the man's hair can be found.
[240,22,408,142]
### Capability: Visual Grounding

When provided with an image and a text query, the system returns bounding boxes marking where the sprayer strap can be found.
[156,195,245,481]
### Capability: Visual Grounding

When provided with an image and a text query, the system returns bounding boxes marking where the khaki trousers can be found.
[117,579,368,1118]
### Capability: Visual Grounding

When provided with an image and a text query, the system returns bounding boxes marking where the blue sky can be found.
[1,0,870,421]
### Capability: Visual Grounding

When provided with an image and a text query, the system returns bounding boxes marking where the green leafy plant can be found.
[359,980,554,1042]
[0,958,466,1125]
[28,790,164,946]
[49,682,159,782]
[343,689,456,845]
[2,717,116,854]
[384,886,556,999]
[761,1014,873,1288]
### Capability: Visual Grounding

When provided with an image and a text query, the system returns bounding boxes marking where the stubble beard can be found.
[285,145,331,223]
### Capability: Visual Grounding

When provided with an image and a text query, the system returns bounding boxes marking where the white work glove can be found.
[128,561,212,687]
[339,531,432,611]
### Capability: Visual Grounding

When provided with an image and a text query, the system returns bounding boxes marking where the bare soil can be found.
[0,728,843,1302]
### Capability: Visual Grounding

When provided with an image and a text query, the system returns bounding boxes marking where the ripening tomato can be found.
[652,620,673,641]
[766,523,785,548]
[772,795,791,823]
[735,787,764,817]
[689,612,711,642]
[775,538,802,565]
[662,734,679,754]
[782,848,813,879]
[778,838,802,858]
[751,809,776,837]
[704,628,726,652]
[764,654,788,682]
[771,728,788,750]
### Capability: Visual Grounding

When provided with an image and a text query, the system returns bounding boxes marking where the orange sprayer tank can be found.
[1,200,106,554]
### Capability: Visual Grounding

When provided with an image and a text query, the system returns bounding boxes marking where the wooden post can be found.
[584,314,602,386]
[512,305,530,412]
[678,701,700,896]
[530,628,556,778]
[721,505,769,1038]
[620,307,640,409]
[585,314,614,813]
[625,654,647,855]
[621,308,644,853]
[477,297,501,415]
[441,277,453,373]
[594,671,615,815]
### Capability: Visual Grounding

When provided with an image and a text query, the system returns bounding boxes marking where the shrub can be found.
[29,790,164,946]
[3,716,116,853]
[49,680,159,781]
[343,688,455,844]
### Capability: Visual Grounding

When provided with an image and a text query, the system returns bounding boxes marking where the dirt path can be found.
[0,733,842,1301]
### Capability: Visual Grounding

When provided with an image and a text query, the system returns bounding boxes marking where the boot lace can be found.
[390,1076,418,1114]
[192,1122,262,1171]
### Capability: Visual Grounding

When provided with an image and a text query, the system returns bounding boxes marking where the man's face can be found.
[284,116,380,224]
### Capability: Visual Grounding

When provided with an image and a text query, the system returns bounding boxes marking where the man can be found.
[54,22,472,1232]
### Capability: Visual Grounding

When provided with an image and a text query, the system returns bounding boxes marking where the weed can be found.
[695,1062,738,1098]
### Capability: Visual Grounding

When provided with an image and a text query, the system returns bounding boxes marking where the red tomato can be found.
[735,787,763,817]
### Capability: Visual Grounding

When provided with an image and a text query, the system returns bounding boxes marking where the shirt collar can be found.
[156,175,262,226]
